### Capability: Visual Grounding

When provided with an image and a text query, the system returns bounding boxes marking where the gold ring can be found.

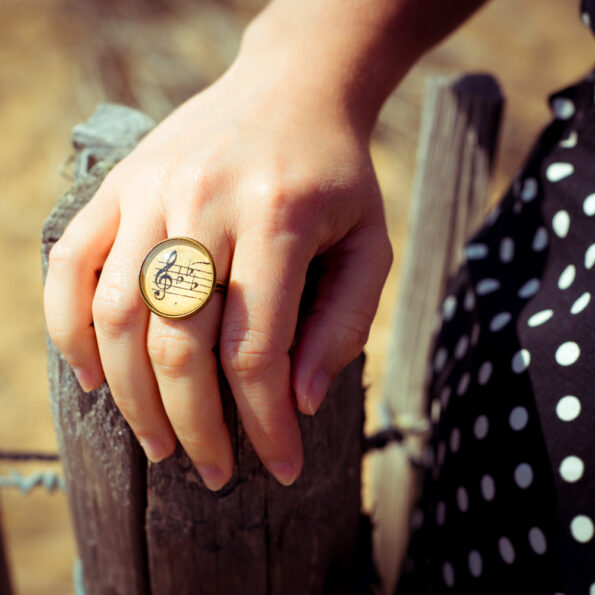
[138,237,227,319]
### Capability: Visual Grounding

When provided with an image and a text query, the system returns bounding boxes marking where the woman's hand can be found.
[43,0,486,490]
[43,37,392,489]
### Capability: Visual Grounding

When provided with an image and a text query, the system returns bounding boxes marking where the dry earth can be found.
[0,0,592,593]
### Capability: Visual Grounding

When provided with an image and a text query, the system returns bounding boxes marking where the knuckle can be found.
[220,328,283,380]
[92,286,141,336]
[148,328,198,377]
[48,240,78,272]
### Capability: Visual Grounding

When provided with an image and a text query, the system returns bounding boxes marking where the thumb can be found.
[292,226,392,415]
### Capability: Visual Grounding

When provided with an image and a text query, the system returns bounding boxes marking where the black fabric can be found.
[395,13,595,595]
[582,0,595,34]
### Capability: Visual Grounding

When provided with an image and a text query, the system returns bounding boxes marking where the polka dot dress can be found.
[396,4,595,594]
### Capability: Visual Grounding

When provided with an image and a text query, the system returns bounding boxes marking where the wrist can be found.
[236,2,423,138]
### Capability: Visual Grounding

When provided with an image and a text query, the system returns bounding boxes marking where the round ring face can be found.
[139,237,217,319]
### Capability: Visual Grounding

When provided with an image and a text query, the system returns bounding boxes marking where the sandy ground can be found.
[0,0,592,593]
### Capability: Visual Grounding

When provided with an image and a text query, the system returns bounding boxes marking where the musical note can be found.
[153,250,177,300]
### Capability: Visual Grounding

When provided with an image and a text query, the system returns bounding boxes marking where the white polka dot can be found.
[468,550,482,577]
[434,347,448,372]
[473,415,489,440]
[528,309,554,327]
[478,361,493,385]
[555,341,580,366]
[570,515,594,543]
[499,237,515,262]
[546,163,574,182]
[464,289,476,311]
[511,349,531,373]
[457,372,470,396]
[514,463,533,488]
[552,210,571,238]
[591,585,595,595]
[520,178,538,202]
[558,264,576,290]
[571,292,591,315]
[480,475,495,501]
[528,527,547,554]
[454,335,469,360]
[556,395,581,422]
[431,399,441,424]
[584,193,595,216]
[442,562,455,587]
[490,312,512,332]
[442,295,457,321]
[552,97,575,120]
[509,406,528,431]
[486,205,501,226]
[559,455,584,483]
[457,486,469,512]
[518,278,541,298]
[465,243,489,260]
[585,244,595,269]
[436,501,446,525]
[476,278,500,295]
[583,11,592,27]
[440,386,451,409]
[532,226,549,251]
[498,537,515,564]
[450,428,461,453]
[411,508,424,530]
[560,130,578,148]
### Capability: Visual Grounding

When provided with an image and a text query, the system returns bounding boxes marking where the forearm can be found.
[239,0,489,135]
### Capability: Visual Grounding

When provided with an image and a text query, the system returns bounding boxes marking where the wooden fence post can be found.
[370,74,504,593]
[42,104,367,595]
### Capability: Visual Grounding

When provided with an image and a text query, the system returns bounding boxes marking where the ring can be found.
[138,237,227,319]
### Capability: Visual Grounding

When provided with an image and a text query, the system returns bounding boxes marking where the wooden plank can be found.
[41,104,155,595]
[147,324,366,594]
[371,74,504,593]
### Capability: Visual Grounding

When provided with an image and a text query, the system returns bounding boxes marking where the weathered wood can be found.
[147,358,364,595]
[43,103,366,595]
[42,104,156,595]
[371,74,504,593]
[0,502,13,595]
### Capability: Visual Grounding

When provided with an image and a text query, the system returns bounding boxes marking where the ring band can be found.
[138,237,227,319]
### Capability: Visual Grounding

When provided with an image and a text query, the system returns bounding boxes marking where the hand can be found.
[43,26,392,491]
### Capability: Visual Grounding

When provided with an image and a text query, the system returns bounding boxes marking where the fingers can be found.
[44,185,119,391]
[92,217,177,463]
[220,229,311,486]
[292,226,392,416]
[146,228,234,491]
[147,305,233,491]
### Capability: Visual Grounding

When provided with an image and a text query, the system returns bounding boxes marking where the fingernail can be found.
[268,462,297,486]
[307,370,330,415]
[73,367,95,393]
[195,464,226,491]
[139,437,167,463]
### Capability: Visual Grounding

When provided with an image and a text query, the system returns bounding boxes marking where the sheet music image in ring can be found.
[139,237,219,318]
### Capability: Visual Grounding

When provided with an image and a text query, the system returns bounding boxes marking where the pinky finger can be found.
[292,227,392,415]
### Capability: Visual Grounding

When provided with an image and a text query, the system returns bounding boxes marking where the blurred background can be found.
[0,0,592,592]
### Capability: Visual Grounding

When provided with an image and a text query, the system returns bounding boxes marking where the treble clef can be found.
[153,250,177,300]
